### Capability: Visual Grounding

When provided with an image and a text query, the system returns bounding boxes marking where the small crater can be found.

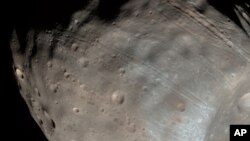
[49,84,58,93]
[126,123,136,133]
[43,110,56,133]
[111,90,125,105]
[113,117,124,126]
[68,25,73,31]
[35,88,41,97]
[73,107,80,113]
[64,72,70,78]
[51,119,56,128]
[99,108,105,113]
[71,43,79,51]
[47,61,52,68]
[135,12,139,17]
[176,102,185,112]
[238,93,250,113]
[111,54,117,58]
[44,110,50,119]
[142,86,148,91]
[39,119,43,125]
[78,57,89,68]
[30,97,36,103]
[16,68,24,79]
[74,19,80,25]
[80,84,86,89]
[118,68,126,76]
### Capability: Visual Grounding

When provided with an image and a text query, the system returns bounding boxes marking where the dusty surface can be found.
[9,0,250,141]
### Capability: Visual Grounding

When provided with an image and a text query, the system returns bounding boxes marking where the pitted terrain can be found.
[8,0,250,141]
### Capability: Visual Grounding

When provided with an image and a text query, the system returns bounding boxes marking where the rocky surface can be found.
[7,0,250,141]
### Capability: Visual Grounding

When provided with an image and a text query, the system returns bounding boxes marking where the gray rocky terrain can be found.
[4,0,250,141]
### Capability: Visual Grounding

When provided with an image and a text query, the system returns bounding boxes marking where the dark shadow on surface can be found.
[12,0,90,30]
[208,0,250,35]
[1,0,132,139]
[32,0,90,29]
[97,0,130,21]
[2,0,90,140]
[13,0,91,60]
